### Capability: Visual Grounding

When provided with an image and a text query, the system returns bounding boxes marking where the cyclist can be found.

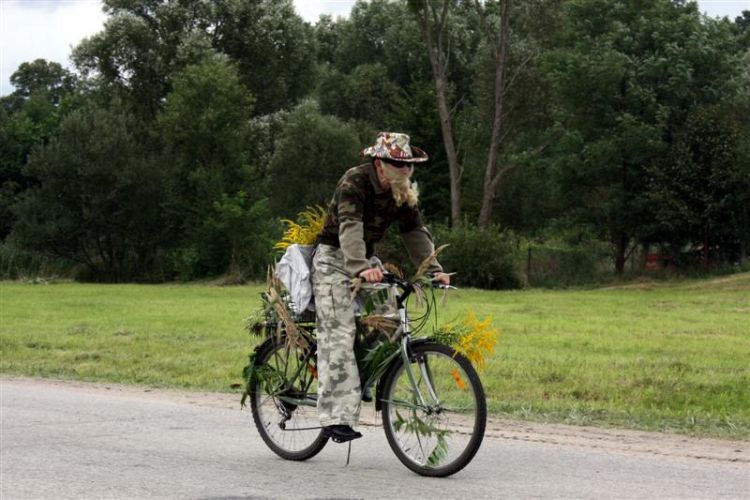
[312,132,450,443]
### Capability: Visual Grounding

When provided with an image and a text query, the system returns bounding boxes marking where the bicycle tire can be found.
[380,341,486,477]
[250,339,328,461]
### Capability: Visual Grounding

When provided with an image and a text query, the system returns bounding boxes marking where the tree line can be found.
[1,0,748,285]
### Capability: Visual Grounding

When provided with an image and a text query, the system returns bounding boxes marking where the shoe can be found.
[323,425,363,443]
[361,385,373,402]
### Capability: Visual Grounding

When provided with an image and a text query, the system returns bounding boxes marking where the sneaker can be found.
[323,425,363,443]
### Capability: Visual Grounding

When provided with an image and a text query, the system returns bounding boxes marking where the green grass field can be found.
[1,274,748,439]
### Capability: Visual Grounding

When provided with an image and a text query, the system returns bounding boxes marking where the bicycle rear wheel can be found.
[381,342,486,477]
[250,339,327,460]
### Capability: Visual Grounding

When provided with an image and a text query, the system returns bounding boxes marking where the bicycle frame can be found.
[268,279,438,413]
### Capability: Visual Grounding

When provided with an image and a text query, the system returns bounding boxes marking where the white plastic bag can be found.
[274,244,315,313]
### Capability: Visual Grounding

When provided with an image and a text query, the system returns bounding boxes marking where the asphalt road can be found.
[1,378,748,499]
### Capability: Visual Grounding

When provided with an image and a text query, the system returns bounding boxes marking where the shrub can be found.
[523,240,611,288]
[374,224,524,289]
[433,224,525,289]
[373,227,417,277]
[0,242,73,280]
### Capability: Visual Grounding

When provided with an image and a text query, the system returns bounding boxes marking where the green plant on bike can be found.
[241,272,491,477]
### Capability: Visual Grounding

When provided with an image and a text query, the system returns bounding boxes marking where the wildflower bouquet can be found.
[274,205,327,250]
[431,311,499,370]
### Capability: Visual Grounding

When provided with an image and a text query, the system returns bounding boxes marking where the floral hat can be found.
[362,132,429,163]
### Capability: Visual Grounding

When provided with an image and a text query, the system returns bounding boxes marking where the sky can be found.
[1,0,748,96]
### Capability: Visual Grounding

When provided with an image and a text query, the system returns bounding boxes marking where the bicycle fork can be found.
[398,309,441,411]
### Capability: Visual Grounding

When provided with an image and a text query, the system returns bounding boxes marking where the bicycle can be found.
[243,273,487,477]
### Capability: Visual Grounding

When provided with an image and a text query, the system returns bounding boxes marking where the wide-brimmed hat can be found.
[362,132,429,163]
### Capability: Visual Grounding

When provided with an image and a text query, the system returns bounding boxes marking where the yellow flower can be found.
[451,367,467,390]
[275,206,327,250]
[436,310,499,371]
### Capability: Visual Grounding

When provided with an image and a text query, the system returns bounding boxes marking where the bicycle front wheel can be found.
[250,339,327,461]
[381,342,486,477]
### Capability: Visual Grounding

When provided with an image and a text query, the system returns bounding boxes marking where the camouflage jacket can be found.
[317,163,443,277]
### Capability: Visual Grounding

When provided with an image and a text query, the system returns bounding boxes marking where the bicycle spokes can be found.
[251,341,325,458]
[382,344,485,475]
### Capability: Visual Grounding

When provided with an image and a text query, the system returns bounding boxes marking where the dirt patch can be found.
[681,273,750,292]
[3,375,747,466]
[477,417,748,465]
[599,272,750,292]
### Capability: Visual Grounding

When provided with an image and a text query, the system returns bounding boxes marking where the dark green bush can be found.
[0,242,74,280]
[432,224,525,289]
[374,224,524,289]
[523,241,611,287]
[374,227,417,277]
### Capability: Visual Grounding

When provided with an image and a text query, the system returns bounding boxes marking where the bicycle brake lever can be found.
[433,283,457,290]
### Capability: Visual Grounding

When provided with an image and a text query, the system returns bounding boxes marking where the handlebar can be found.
[380,271,454,288]
[379,272,405,287]
[373,272,456,307]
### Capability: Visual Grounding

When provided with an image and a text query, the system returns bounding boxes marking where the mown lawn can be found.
[1,274,748,439]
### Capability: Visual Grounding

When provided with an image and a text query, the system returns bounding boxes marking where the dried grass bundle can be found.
[265,266,309,352]
[360,314,400,340]
[413,244,449,281]
[350,277,363,301]
[383,263,404,279]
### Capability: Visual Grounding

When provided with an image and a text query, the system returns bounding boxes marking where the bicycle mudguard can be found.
[374,337,432,412]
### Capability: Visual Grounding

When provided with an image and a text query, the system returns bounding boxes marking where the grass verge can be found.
[1,273,748,439]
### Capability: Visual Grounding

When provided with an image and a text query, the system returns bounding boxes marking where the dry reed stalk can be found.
[383,263,404,279]
[266,266,309,353]
[359,314,400,340]
[349,277,363,301]
[413,244,450,281]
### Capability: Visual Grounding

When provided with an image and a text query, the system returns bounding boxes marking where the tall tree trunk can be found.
[229,239,241,280]
[434,73,462,224]
[614,232,627,275]
[414,0,462,225]
[477,0,512,229]
[702,226,710,271]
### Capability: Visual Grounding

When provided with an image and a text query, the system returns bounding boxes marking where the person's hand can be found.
[359,268,384,283]
[433,272,451,286]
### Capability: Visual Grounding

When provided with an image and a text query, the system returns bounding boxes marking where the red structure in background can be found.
[644,253,670,270]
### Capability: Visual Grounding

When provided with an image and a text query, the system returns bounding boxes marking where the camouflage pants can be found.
[311,244,361,426]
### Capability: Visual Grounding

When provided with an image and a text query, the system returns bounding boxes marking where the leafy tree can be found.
[314,14,344,67]
[644,106,750,267]
[158,55,261,278]
[213,0,316,114]
[73,0,313,118]
[543,0,747,273]
[9,59,76,104]
[73,9,172,118]
[207,192,275,281]
[469,0,561,228]
[10,102,166,281]
[0,60,78,239]
[408,0,554,227]
[266,100,361,217]
[332,0,408,74]
[408,0,470,224]
[318,63,401,124]
[387,79,451,222]
[734,11,750,47]
[246,108,292,181]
